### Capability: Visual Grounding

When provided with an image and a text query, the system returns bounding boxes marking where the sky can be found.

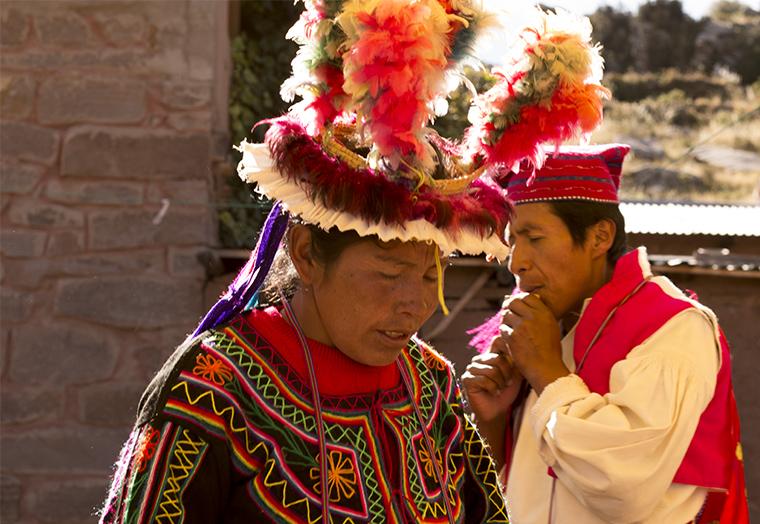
[476,0,759,65]
[483,0,759,19]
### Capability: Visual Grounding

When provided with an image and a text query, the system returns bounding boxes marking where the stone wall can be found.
[0,1,230,522]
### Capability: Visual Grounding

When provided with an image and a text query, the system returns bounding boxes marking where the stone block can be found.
[147,6,188,54]
[0,122,59,165]
[131,330,188,380]
[38,76,146,125]
[170,247,208,278]
[167,111,212,131]
[143,47,189,77]
[78,382,145,425]
[36,11,93,48]
[0,8,29,47]
[89,208,210,250]
[159,81,211,110]
[1,48,141,71]
[93,12,147,47]
[0,161,44,195]
[146,179,209,206]
[54,276,203,329]
[0,75,34,120]
[46,230,84,256]
[0,329,8,376]
[7,200,84,228]
[1,426,129,474]
[1,258,50,288]
[0,475,20,523]
[0,386,62,425]
[29,479,110,524]
[0,228,47,258]
[61,126,209,179]
[45,179,143,205]
[53,250,164,277]
[0,287,33,323]
[9,323,119,385]
[186,2,215,82]
[211,131,231,159]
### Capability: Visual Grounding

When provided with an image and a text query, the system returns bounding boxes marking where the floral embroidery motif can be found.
[422,348,447,371]
[309,450,357,502]
[136,426,161,473]
[418,436,444,479]
[192,353,233,385]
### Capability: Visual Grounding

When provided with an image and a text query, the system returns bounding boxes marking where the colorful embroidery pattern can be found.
[192,352,233,385]
[100,311,509,523]
[135,426,161,473]
[151,428,208,523]
[310,450,358,502]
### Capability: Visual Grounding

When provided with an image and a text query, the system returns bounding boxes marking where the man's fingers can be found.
[502,309,523,329]
[507,296,535,317]
[461,370,505,395]
[470,351,519,387]
[501,291,528,310]
[463,358,512,391]
[489,335,508,355]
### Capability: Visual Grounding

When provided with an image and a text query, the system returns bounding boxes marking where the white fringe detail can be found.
[236,141,509,259]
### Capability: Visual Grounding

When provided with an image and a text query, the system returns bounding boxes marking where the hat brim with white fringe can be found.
[238,120,511,259]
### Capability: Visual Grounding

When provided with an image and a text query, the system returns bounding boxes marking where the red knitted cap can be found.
[504,144,630,204]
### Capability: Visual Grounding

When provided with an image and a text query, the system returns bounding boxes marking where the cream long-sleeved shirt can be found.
[505,302,720,524]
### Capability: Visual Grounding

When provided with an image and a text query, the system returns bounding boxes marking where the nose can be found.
[394,278,435,320]
[507,242,531,277]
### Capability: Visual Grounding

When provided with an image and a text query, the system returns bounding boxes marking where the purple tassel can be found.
[193,202,289,335]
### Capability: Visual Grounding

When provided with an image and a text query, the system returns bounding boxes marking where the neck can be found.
[560,258,614,334]
[289,288,332,346]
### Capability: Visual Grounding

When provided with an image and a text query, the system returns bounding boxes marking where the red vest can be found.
[572,248,748,522]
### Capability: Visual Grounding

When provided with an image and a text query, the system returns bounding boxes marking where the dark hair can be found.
[548,201,628,266]
[257,222,368,306]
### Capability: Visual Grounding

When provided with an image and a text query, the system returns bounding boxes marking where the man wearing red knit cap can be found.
[462,144,748,523]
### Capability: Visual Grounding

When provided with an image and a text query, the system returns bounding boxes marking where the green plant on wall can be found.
[221,1,299,248]
[432,67,496,140]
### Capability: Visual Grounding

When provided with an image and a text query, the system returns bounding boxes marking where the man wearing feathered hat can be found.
[462,146,749,522]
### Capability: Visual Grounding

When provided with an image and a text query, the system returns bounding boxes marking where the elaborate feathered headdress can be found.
[238,1,608,258]
[197,1,609,333]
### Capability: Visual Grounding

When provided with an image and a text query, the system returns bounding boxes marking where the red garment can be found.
[245,306,401,395]
[501,144,630,204]
[572,249,748,522]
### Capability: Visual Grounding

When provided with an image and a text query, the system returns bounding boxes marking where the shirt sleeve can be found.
[528,309,719,522]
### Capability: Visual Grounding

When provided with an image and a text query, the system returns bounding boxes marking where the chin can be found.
[374,345,408,366]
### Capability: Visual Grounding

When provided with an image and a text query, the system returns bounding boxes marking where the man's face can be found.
[506,202,599,321]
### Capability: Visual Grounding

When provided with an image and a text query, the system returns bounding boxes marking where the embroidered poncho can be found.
[100,307,508,523]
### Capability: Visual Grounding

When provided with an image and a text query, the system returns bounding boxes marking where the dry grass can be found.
[592,74,760,204]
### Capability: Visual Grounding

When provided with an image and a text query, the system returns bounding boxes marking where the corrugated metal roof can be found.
[649,249,760,276]
[621,202,760,237]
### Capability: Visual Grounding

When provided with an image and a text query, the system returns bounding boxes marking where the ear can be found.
[589,219,615,260]
[287,225,321,286]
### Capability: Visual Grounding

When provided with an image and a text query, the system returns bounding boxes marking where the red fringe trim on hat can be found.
[264,116,511,243]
